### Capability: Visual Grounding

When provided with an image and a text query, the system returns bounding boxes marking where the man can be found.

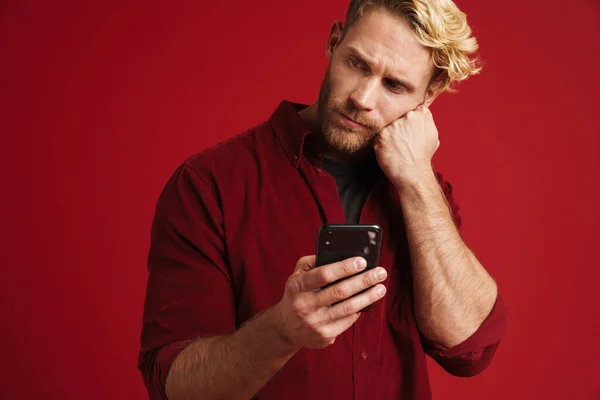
[138,0,507,399]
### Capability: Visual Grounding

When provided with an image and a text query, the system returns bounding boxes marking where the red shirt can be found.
[138,100,507,400]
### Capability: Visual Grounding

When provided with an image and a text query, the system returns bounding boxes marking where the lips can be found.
[339,112,368,129]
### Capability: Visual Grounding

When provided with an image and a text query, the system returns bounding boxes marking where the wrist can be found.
[263,304,303,354]
[391,165,436,192]
[228,305,301,366]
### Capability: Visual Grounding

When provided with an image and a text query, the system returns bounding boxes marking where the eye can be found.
[349,57,368,72]
[384,79,405,93]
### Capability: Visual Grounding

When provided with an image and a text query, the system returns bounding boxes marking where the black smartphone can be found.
[315,224,383,310]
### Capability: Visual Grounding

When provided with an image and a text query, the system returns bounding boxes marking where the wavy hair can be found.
[342,0,481,93]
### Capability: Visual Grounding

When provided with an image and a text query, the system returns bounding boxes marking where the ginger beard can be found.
[317,66,382,156]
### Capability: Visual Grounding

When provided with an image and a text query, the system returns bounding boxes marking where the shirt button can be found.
[361,352,368,360]
[316,168,323,174]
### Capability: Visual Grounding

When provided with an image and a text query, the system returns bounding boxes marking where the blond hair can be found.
[342,0,481,93]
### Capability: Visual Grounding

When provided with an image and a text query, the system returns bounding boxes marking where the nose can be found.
[349,77,377,111]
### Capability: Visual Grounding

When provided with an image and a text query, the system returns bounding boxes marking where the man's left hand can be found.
[373,105,439,187]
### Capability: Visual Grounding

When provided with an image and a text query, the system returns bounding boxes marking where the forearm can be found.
[165,306,300,400]
[396,168,498,348]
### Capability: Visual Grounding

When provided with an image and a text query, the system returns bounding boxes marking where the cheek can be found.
[379,97,418,125]
[328,62,359,102]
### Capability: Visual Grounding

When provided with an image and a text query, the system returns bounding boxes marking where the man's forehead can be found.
[341,9,434,84]
[343,37,433,88]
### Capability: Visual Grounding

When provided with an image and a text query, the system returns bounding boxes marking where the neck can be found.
[323,147,375,164]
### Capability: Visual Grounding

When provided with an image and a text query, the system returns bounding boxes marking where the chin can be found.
[324,129,375,155]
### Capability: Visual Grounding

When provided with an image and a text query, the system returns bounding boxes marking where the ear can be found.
[326,20,344,61]
[422,87,441,107]
[423,68,445,107]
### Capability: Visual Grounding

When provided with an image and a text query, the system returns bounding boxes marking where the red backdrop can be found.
[1,1,599,399]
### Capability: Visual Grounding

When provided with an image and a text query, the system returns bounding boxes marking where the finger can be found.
[423,106,435,125]
[316,266,387,307]
[301,256,367,292]
[423,107,438,138]
[321,312,361,340]
[325,284,387,321]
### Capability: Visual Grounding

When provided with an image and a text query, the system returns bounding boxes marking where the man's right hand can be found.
[272,255,388,350]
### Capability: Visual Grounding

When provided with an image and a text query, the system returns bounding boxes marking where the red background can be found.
[1,0,599,399]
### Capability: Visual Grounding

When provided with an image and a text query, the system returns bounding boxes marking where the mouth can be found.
[338,112,369,130]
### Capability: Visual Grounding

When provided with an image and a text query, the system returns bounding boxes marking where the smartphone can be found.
[315,224,383,310]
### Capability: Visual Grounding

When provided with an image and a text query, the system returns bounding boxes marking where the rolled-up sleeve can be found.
[421,293,508,377]
[138,162,236,400]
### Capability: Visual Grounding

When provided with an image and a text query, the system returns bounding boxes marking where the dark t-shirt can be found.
[321,151,382,223]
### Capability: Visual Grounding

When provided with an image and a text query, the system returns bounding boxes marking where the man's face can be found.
[318,7,437,157]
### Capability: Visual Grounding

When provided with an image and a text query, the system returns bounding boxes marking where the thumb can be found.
[295,255,317,273]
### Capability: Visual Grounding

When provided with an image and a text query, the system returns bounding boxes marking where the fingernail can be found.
[355,257,367,269]
[376,268,387,279]
[377,285,386,296]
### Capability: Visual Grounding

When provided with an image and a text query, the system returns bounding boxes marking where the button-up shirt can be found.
[138,100,507,400]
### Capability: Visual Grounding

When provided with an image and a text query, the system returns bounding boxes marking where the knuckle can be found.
[305,317,319,330]
[321,328,337,342]
[331,284,348,300]
[341,302,356,316]
[315,326,328,339]
[364,272,375,287]
[287,276,304,293]
[319,328,333,340]
[326,306,338,322]
[320,269,334,284]
[292,299,309,318]
[295,255,315,273]
[344,259,356,274]
[301,255,316,267]
[298,255,313,264]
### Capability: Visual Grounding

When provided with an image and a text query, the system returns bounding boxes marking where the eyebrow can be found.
[347,45,417,93]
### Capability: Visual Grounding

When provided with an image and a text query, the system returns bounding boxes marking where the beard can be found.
[317,66,382,157]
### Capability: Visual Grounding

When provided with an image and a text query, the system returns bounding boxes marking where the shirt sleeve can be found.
[137,162,237,400]
[421,293,507,377]
[422,172,508,377]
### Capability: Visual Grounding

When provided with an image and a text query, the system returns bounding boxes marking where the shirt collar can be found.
[268,100,320,169]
